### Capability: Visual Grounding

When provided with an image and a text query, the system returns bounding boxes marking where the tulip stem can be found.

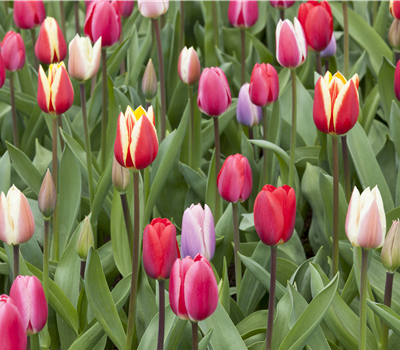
[341,135,351,202]
[265,245,277,350]
[59,2,67,42]
[359,248,368,350]
[101,49,108,170]
[280,10,285,21]
[288,69,297,188]
[74,1,80,35]
[52,118,59,261]
[188,86,195,168]
[315,52,322,75]
[241,29,246,85]
[58,115,65,150]
[120,22,126,75]
[9,72,19,148]
[191,322,198,350]
[80,83,95,207]
[180,1,185,49]
[120,193,134,259]
[152,18,166,143]
[325,59,329,74]
[13,244,19,280]
[396,52,400,64]
[157,280,165,350]
[232,202,242,299]
[381,272,394,350]
[212,1,219,48]
[262,107,268,186]
[43,220,50,304]
[342,1,349,78]
[332,135,339,277]
[213,117,221,221]
[30,29,38,69]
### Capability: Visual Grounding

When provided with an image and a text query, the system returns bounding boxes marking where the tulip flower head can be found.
[76,216,95,261]
[138,0,169,19]
[381,220,400,273]
[169,254,218,322]
[114,105,158,170]
[112,0,135,18]
[391,1,400,19]
[68,35,102,82]
[1,31,25,72]
[228,1,259,29]
[389,19,400,50]
[254,185,296,246]
[178,46,201,86]
[0,185,35,246]
[269,1,295,10]
[37,62,75,116]
[112,157,131,194]
[276,18,307,69]
[38,169,56,220]
[345,186,386,249]
[0,295,27,350]
[0,52,5,89]
[13,0,46,30]
[320,34,337,59]
[143,218,180,280]
[35,17,67,65]
[313,71,359,135]
[142,59,158,102]
[181,204,216,261]
[237,83,263,127]
[10,276,48,335]
[249,63,279,107]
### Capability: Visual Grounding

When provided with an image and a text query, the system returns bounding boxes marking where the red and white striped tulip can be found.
[13,0,46,30]
[178,47,201,86]
[1,31,25,72]
[138,0,169,19]
[391,1,400,19]
[228,1,259,29]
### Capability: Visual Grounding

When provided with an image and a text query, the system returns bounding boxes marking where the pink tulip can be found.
[112,0,135,18]
[1,31,26,72]
[13,0,46,30]
[249,63,279,107]
[228,1,259,29]
[10,276,48,335]
[270,1,295,10]
[178,47,201,86]
[169,254,218,322]
[0,52,5,89]
[138,0,169,19]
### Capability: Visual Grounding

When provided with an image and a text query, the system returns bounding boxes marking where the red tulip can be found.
[197,67,231,117]
[1,31,25,72]
[249,63,279,107]
[10,276,48,335]
[0,52,5,89]
[169,254,218,322]
[395,61,400,102]
[270,1,295,9]
[254,185,296,246]
[228,1,259,29]
[143,218,180,280]
[217,154,252,203]
[84,0,121,47]
[0,294,27,350]
[13,0,46,30]
[391,1,400,19]
[298,1,333,52]
[112,0,135,18]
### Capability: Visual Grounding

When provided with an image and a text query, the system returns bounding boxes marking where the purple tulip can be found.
[320,34,337,59]
[237,83,263,127]
[181,204,216,261]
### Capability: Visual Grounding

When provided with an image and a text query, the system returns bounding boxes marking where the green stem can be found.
[58,115,65,150]
[152,19,166,142]
[13,244,19,280]
[381,272,394,350]
[30,29,38,70]
[232,202,242,299]
[342,1,349,78]
[120,22,126,75]
[179,1,185,48]
[59,2,67,41]
[211,1,219,48]
[101,48,108,170]
[191,322,198,350]
[396,51,400,64]
[359,248,368,350]
[52,118,59,261]
[213,117,221,221]
[341,135,351,202]
[188,86,194,168]
[288,69,297,188]
[265,245,277,350]
[332,135,339,276]
[262,107,268,185]
[241,29,246,85]
[280,9,285,21]
[325,59,329,74]
[157,280,165,350]
[120,193,134,259]
[74,1,80,35]
[43,220,50,303]
[9,72,19,148]
[316,52,322,75]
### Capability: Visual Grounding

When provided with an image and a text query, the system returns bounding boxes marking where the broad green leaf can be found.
[0,151,11,193]
[367,301,400,338]
[360,85,380,135]
[378,57,399,122]
[179,162,206,203]
[218,257,230,315]
[107,35,131,78]
[198,328,213,350]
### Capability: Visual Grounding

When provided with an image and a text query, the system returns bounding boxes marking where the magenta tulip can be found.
[112,0,135,18]
[228,1,259,29]
[1,31,26,72]
[13,0,46,30]
[237,83,263,127]
[249,63,279,107]
[270,1,295,10]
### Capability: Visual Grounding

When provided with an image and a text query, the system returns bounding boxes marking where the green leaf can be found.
[179,162,206,202]
[107,35,132,78]
[198,328,213,350]
[205,149,223,222]
[0,151,11,193]
[218,257,231,315]
[378,57,399,122]
[359,85,380,135]
[367,301,400,338]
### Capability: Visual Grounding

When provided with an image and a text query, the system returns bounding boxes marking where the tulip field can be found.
[3,0,400,349]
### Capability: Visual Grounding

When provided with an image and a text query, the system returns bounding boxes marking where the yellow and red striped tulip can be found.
[313,71,359,135]
[114,105,158,170]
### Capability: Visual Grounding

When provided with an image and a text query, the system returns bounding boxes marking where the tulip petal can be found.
[345,187,361,244]
[304,6,333,52]
[90,1,121,47]
[0,192,14,245]
[27,276,47,334]
[313,77,331,134]
[240,156,252,202]
[142,225,163,279]
[281,186,296,243]
[37,66,51,114]
[354,199,383,249]
[181,207,205,259]
[159,224,178,279]
[114,112,130,167]
[203,204,216,260]
[9,276,31,332]
[51,65,74,115]
[276,20,302,69]
[35,20,53,64]
[217,156,244,203]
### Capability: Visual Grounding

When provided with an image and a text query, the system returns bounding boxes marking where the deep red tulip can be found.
[254,185,296,246]
[228,1,259,29]
[396,61,400,102]
[112,0,135,18]
[13,0,46,30]
[391,1,400,19]
[298,1,333,52]
[217,154,252,203]
[0,52,5,89]
[143,218,180,280]
[249,63,279,107]
[270,1,295,9]
[169,254,218,322]
[1,31,25,72]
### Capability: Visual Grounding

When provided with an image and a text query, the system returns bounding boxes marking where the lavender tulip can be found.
[237,83,263,127]
[320,34,337,59]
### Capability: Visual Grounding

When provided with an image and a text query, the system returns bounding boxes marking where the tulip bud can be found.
[178,47,201,86]
[381,220,400,273]
[68,35,102,82]
[269,1,295,10]
[85,0,121,47]
[112,0,135,18]
[228,1,259,29]
[0,53,5,89]
[276,18,307,69]
[76,216,95,261]
[237,83,262,127]
[10,276,48,335]
[389,19,400,50]
[181,204,216,261]
[13,0,46,30]
[1,31,25,72]
[345,186,386,249]
[37,62,74,116]
[0,295,27,350]
[391,0,400,20]
[249,63,279,107]
[313,71,359,135]
[141,59,158,102]
[143,218,180,280]
[396,61,400,102]
[169,254,218,322]
[138,0,169,19]
[112,157,131,193]
[320,34,337,59]
[0,185,35,246]
[254,185,296,246]
[35,17,67,65]
[38,169,56,220]
[217,154,253,203]
[198,67,232,117]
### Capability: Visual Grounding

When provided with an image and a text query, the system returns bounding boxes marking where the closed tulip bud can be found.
[169,254,218,322]
[181,204,216,261]
[9,276,48,335]
[269,1,295,10]
[313,71,359,135]
[76,216,94,261]
[112,157,131,193]
[35,17,67,65]
[198,67,232,117]
[228,1,259,29]
[217,154,253,203]
[249,63,279,107]
[13,0,46,30]
[1,31,25,72]
[37,62,74,116]
[141,59,158,102]
[381,220,400,273]
[84,0,121,47]
[346,186,386,249]
[0,295,27,350]
[138,0,169,19]
[0,53,5,89]
[276,18,307,69]
[320,34,337,59]
[0,185,35,246]
[38,169,56,219]
[298,1,333,52]
[112,0,135,18]
[254,185,296,246]
[114,105,158,170]
[396,61,400,102]
[389,19,400,50]
[391,1,400,19]
[237,83,262,127]
[143,218,180,280]
[178,47,201,86]
[68,35,101,82]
